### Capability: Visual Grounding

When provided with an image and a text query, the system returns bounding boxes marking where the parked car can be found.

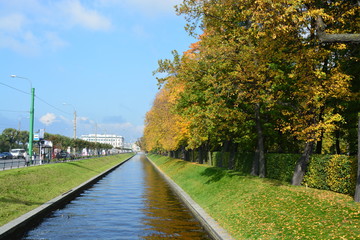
[1,152,13,159]
[56,151,69,159]
[10,149,26,159]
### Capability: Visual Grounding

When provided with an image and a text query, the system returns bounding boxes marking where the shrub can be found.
[303,155,332,190]
[206,152,357,196]
[303,154,357,195]
[234,152,254,173]
[266,153,299,182]
[325,155,357,195]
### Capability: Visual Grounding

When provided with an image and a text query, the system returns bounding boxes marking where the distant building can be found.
[132,143,141,152]
[80,134,124,148]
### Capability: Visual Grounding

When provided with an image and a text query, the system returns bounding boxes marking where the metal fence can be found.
[0,155,107,171]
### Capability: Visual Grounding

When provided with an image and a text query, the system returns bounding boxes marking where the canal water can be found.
[21,153,210,240]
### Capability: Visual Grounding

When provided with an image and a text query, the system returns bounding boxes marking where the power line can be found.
[35,96,71,115]
[0,109,28,113]
[0,82,29,95]
[1,80,72,116]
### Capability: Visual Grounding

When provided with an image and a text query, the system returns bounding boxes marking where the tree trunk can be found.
[315,133,323,154]
[208,151,212,166]
[251,151,260,176]
[316,107,325,154]
[354,114,360,202]
[219,141,229,168]
[198,146,204,164]
[291,141,315,186]
[184,149,190,162]
[181,146,187,160]
[251,103,265,177]
[229,142,238,170]
[335,130,341,154]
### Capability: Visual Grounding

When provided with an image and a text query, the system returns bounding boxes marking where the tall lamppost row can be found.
[11,75,35,160]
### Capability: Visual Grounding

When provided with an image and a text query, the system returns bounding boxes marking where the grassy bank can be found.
[0,153,134,226]
[147,154,360,239]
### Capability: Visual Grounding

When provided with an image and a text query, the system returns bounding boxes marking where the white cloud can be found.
[128,0,180,13]
[0,31,40,55]
[58,0,112,31]
[95,0,181,15]
[77,116,90,122]
[0,0,112,54]
[0,14,26,32]
[40,113,57,126]
[44,32,68,50]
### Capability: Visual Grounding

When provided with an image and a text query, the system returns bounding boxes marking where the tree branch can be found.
[316,16,360,44]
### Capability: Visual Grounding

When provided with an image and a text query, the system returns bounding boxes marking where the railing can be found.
[0,153,127,171]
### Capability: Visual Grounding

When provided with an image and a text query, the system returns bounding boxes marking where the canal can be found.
[21,153,210,239]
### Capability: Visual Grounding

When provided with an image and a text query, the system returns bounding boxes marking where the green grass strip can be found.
[0,153,134,226]
[147,154,360,240]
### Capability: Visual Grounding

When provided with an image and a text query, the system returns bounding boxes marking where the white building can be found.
[80,134,124,148]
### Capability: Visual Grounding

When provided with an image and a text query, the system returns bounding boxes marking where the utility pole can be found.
[29,87,35,160]
[63,103,77,140]
[73,110,77,139]
[11,75,34,162]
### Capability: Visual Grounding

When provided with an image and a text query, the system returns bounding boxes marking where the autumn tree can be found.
[145,0,358,187]
[178,0,356,181]
[143,82,189,154]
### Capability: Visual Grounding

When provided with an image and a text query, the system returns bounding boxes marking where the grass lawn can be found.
[147,154,360,240]
[0,153,134,226]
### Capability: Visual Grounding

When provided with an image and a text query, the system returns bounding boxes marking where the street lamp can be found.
[63,103,77,139]
[11,75,35,160]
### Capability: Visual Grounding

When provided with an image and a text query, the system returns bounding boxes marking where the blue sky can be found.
[0,0,195,143]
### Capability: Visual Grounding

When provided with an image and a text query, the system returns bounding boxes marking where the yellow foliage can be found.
[143,84,190,152]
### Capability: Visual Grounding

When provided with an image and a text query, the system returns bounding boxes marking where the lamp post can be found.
[63,103,77,139]
[11,75,34,161]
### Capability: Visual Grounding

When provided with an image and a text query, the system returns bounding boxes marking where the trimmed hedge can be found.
[266,153,299,182]
[304,154,357,195]
[207,152,357,196]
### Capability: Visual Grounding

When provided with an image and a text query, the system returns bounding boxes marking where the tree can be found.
[18,131,28,148]
[143,83,189,153]
[1,128,19,150]
[145,0,358,185]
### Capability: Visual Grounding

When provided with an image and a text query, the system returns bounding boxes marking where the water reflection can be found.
[22,153,209,240]
[140,154,208,239]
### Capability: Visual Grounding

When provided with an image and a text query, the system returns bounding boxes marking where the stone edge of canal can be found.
[0,155,135,240]
[145,155,234,240]
[0,154,234,240]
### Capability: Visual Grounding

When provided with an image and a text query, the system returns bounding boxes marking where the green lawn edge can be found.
[0,153,134,226]
[147,154,360,240]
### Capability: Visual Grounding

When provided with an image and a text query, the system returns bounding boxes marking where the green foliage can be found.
[207,152,356,195]
[303,155,357,195]
[326,155,357,195]
[303,155,332,190]
[266,154,300,182]
[233,152,254,174]
[0,129,113,153]
[144,0,359,183]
